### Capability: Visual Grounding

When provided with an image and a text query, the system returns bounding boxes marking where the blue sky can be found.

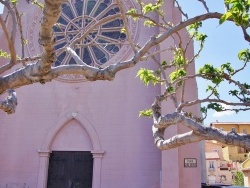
[180,1,250,125]
[0,2,249,125]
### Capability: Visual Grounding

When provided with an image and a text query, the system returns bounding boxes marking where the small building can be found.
[242,158,250,186]
[211,122,250,134]
[206,123,250,187]
[205,141,233,184]
[211,122,250,163]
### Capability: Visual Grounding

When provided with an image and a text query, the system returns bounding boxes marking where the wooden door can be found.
[47,151,93,188]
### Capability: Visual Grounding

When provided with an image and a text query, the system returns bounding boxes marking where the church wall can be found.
[0,1,162,188]
[0,0,203,187]
[159,1,203,187]
[0,66,162,188]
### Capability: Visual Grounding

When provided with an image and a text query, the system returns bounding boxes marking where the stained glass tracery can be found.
[53,0,127,67]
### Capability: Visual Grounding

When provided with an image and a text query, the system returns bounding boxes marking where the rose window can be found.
[53,0,127,67]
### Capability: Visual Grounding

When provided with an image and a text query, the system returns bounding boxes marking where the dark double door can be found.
[47,151,93,188]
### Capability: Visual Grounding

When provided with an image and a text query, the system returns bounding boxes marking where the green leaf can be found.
[139,109,153,118]
[195,33,207,42]
[206,85,219,96]
[127,8,137,14]
[136,68,160,86]
[10,0,18,4]
[198,64,224,84]
[238,49,250,61]
[200,106,207,113]
[144,20,156,27]
[31,0,44,9]
[229,90,239,96]
[172,48,186,66]
[169,69,186,81]
[219,12,233,24]
[0,49,21,59]
[143,3,153,14]
[220,63,234,74]
[233,172,244,186]
[207,103,223,112]
[127,8,140,21]
[161,60,167,66]
[187,22,202,31]
[121,28,126,33]
[167,86,175,93]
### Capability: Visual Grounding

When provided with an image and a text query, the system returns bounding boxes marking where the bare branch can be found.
[174,0,188,19]
[153,128,203,150]
[13,5,25,60]
[69,13,122,48]
[36,0,66,74]
[181,98,250,109]
[116,0,137,53]
[126,12,168,29]
[153,112,250,150]
[197,0,210,13]
[66,47,86,65]
[17,55,41,64]
[0,11,226,96]
[0,2,17,74]
[241,26,250,42]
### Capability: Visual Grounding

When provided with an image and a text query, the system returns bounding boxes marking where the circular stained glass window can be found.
[53,0,127,67]
[27,0,138,82]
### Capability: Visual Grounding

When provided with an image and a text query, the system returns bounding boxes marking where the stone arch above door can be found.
[50,119,93,151]
[37,111,104,188]
[40,111,102,151]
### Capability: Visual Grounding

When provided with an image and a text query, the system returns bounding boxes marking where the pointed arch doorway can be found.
[37,113,104,188]
[47,119,94,188]
[47,151,93,188]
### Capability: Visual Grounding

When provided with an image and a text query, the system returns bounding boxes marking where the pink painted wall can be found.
[0,67,162,188]
[0,0,203,188]
[159,1,203,187]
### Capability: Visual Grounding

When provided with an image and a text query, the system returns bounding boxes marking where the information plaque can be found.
[184,158,197,167]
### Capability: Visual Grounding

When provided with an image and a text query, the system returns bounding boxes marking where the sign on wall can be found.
[184,158,197,167]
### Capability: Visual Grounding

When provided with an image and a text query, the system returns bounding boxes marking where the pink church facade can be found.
[0,1,204,188]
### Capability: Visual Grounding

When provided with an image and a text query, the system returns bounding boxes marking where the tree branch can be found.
[0,11,226,96]
[13,4,25,61]
[153,112,250,150]
[36,0,66,74]
[0,2,17,74]
[197,0,209,13]
[69,13,121,48]
[241,26,250,42]
[116,0,137,53]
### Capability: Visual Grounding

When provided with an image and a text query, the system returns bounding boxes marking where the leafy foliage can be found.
[171,48,187,66]
[221,0,250,26]
[233,171,244,186]
[238,49,250,61]
[144,20,156,27]
[0,0,250,153]
[31,0,44,9]
[136,68,160,86]
[139,109,153,118]
[132,0,250,125]
[142,1,164,14]
[169,68,186,81]
[207,103,223,112]
[0,49,20,59]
